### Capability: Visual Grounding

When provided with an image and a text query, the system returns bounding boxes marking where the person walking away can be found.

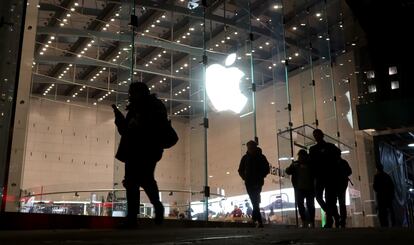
[335,157,352,227]
[113,82,168,227]
[373,164,395,227]
[238,140,270,228]
[286,149,315,228]
[309,129,341,228]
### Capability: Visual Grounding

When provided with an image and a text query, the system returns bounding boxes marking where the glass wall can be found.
[0,0,27,211]
[1,0,368,227]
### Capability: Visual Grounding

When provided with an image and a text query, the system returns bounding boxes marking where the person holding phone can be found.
[113,82,168,228]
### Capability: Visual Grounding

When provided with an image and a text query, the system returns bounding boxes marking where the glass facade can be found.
[2,0,404,227]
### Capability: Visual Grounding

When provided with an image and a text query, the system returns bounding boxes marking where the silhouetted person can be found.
[245,202,253,217]
[335,157,352,227]
[309,129,341,228]
[113,82,167,227]
[238,140,270,228]
[286,149,315,228]
[373,164,395,227]
[231,205,243,218]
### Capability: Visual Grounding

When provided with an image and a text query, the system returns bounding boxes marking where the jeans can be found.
[295,189,315,225]
[245,183,263,224]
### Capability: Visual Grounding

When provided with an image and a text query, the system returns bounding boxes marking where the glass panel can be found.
[0,0,27,210]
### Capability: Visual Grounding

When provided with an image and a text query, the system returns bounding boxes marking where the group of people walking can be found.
[113,82,395,229]
[286,129,352,228]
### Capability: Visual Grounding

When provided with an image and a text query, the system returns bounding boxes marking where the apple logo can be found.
[206,53,248,114]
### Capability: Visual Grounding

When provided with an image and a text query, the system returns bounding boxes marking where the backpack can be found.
[159,120,179,149]
[339,158,352,179]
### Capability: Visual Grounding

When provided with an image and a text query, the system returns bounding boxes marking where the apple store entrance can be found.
[1,0,367,228]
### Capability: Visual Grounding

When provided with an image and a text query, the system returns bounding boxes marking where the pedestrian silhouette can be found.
[238,140,270,228]
[113,82,170,227]
[286,149,315,228]
[309,129,341,228]
[335,157,352,227]
[373,164,395,227]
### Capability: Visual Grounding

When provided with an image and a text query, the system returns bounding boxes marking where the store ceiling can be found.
[32,0,350,115]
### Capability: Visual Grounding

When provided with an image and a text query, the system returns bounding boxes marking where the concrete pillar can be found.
[5,0,39,212]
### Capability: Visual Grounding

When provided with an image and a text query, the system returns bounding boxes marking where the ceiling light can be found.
[70,8,75,12]
[50,36,55,40]
[162,15,166,18]
[294,52,299,56]
[151,24,155,28]
[292,26,297,30]
[111,18,115,22]
[60,23,64,26]
[409,143,414,147]
[316,13,321,17]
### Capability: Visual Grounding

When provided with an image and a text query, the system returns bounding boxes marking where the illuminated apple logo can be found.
[206,53,248,114]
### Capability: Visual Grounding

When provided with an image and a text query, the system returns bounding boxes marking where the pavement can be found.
[1,227,414,245]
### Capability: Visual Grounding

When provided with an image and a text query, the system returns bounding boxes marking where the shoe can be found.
[256,222,264,228]
[308,222,315,228]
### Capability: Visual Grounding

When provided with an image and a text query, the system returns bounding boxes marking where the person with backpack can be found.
[309,129,342,228]
[285,149,315,228]
[113,82,178,228]
[238,140,270,228]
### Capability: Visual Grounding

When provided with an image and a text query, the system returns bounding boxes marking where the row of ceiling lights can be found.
[42,83,55,96]
[63,7,123,104]
[71,85,86,99]
[174,105,191,115]
[174,86,190,97]
[58,64,73,79]
[39,35,56,56]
